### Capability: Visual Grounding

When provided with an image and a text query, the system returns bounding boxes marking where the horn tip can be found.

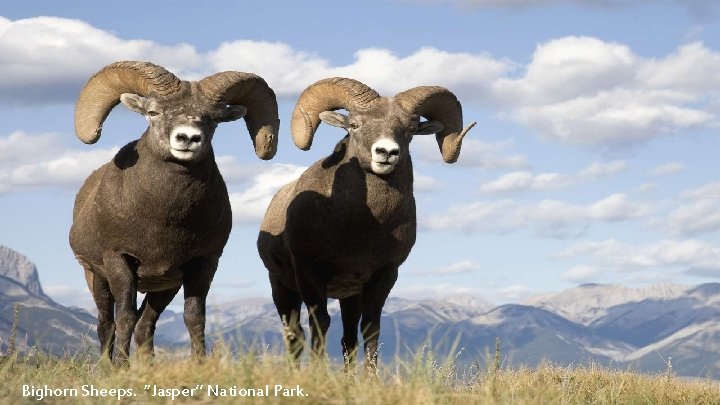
[76,127,101,144]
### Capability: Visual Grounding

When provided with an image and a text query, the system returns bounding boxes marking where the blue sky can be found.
[1,0,719,310]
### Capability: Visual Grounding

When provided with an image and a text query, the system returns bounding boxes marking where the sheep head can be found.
[74,61,280,161]
[290,78,476,173]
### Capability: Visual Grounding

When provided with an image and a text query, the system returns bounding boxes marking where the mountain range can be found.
[2,244,719,378]
[0,245,97,355]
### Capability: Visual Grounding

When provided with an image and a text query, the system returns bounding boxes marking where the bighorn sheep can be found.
[70,61,279,365]
[257,77,474,367]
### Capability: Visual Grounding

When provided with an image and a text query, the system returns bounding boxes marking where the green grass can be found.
[2,344,720,404]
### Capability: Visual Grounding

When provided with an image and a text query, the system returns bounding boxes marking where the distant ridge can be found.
[0,245,45,297]
[0,245,97,355]
[3,245,720,378]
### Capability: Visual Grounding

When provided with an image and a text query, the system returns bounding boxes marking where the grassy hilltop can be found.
[2,345,720,405]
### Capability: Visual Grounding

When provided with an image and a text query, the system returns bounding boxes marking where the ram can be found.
[257,77,474,368]
[70,61,279,365]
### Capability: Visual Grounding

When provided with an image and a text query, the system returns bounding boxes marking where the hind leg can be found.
[134,287,181,356]
[270,274,305,362]
[84,268,115,362]
[182,257,219,359]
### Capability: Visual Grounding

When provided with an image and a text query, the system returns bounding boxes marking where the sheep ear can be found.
[216,105,247,123]
[319,111,348,129]
[414,120,444,135]
[120,93,147,115]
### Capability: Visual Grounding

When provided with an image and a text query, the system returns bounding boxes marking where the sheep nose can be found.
[174,133,202,144]
[374,145,399,157]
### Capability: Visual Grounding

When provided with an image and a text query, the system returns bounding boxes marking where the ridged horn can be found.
[74,61,182,144]
[291,78,380,150]
[394,86,476,163]
[198,72,280,160]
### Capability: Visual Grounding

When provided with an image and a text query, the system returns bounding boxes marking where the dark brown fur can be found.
[258,102,421,368]
[70,85,238,365]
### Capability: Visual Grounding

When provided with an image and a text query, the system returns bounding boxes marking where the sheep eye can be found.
[147,110,160,117]
[349,122,359,130]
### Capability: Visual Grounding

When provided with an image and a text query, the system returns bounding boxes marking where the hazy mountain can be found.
[522,283,691,326]
[0,245,45,297]
[0,245,97,355]
[4,244,720,378]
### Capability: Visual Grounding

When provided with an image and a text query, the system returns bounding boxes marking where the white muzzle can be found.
[371,138,400,175]
[169,125,204,160]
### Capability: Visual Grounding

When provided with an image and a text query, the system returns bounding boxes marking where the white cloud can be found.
[495,36,637,106]
[681,181,720,200]
[655,181,720,236]
[0,131,273,196]
[494,37,718,147]
[640,42,720,92]
[407,0,718,14]
[510,88,712,146]
[0,16,509,103]
[562,265,599,283]
[211,43,511,100]
[649,162,685,176]
[497,284,532,301]
[215,155,266,185]
[0,16,202,102]
[413,136,528,169]
[663,200,720,236]
[1,16,717,150]
[414,171,442,192]
[579,160,627,177]
[391,283,480,299]
[480,171,571,192]
[412,260,481,276]
[553,238,720,274]
[0,131,58,162]
[479,160,626,193]
[229,163,306,226]
[0,131,118,195]
[422,193,648,237]
[44,285,95,310]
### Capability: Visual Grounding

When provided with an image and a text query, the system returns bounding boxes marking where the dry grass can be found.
[1,342,720,404]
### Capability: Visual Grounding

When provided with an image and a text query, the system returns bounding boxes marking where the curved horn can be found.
[198,72,280,160]
[291,77,380,150]
[394,86,476,163]
[74,61,182,144]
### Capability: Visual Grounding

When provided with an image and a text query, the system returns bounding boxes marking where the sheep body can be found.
[257,78,473,368]
[71,139,231,291]
[260,136,416,299]
[70,61,279,365]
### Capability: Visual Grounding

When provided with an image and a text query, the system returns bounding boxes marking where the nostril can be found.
[375,147,388,155]
[388,148,399,156]
[189,135,202,143]
[176,133,189,143]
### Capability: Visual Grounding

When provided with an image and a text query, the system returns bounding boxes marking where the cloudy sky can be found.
[1,0,719,310]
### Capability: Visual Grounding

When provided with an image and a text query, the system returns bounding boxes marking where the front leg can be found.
[135,286,181,356]
[361,265,398,372]
[102,251,138,366]
[182,257,218,359]
[339,294,362,368]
